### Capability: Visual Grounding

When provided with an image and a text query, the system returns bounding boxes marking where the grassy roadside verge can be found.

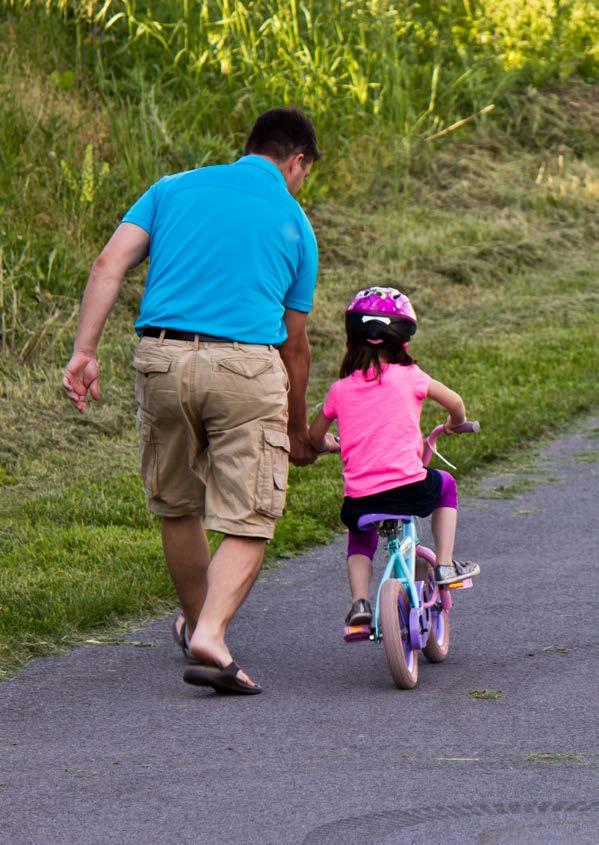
[1,129,598,677]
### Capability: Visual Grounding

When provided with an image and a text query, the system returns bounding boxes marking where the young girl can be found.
[309,287,480,627]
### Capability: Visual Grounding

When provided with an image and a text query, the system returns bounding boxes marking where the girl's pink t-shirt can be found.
[322,363,431,498]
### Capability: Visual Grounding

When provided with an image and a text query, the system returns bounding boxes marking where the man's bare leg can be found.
[162,514,211,638]
[188,535,266,686]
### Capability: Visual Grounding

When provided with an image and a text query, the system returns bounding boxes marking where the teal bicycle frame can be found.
[366,420,479,644]
[373,518,419,642]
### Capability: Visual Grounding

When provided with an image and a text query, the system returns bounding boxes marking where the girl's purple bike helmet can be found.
[346,286,417,345]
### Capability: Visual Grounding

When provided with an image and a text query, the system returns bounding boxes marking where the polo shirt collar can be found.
[234,155,286,187]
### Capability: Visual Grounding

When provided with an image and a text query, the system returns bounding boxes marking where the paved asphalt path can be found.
[1,420,598,845]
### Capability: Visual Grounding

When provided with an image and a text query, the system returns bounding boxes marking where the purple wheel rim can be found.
[431,605,445,644]
[424,576,445,646]
[398,593,415,671]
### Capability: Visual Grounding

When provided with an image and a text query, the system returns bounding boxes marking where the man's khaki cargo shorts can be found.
[133,335,289,540]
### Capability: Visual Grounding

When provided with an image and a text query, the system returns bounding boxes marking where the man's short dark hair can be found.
[244,108,321,162]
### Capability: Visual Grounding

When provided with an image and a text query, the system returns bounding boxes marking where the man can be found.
[63,108,320,695]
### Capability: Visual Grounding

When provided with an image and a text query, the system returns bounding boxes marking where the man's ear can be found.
[290,151,305,171]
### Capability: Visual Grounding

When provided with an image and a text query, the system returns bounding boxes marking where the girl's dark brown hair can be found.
[340,320,415,380]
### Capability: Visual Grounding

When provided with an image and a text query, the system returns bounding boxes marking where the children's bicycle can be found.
[343,421,479,689]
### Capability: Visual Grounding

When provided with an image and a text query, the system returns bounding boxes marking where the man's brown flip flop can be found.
[183,661,262,695]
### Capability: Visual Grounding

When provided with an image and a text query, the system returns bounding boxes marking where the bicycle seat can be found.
[357,513,412,531]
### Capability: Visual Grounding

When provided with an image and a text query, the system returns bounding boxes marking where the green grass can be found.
[525,753,585,763]
[573,450,599,464]
[0,4,598,676]
[468,689,502,700]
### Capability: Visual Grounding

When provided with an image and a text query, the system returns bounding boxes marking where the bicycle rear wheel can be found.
[422,575,450,663]
[416,557,450,663]
[422,587,450,663]
[380,578,419,689]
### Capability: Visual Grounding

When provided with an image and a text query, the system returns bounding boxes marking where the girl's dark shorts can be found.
[340,468,443,534]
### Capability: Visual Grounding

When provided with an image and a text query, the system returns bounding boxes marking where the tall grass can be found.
[4,2,598,142]
[0,1,596,357]
[0,3,596,327]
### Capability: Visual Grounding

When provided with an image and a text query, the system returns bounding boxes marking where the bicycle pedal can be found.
[343,624,371,642]
[448,578,473,590]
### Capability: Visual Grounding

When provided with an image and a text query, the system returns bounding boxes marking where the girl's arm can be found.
[308,410,341,453]
[427,379,467,432]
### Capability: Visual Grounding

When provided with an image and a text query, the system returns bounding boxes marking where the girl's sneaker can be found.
[435,560,480,585]
[345,599,372,625]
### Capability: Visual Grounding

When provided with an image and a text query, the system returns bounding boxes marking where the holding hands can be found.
[320,432,341,454]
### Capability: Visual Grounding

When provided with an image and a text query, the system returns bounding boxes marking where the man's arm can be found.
[278,308,318,467]
[63,223,149,414]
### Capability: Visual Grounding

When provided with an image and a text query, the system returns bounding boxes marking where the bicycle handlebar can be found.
[427,420,480,440]
[328,421,479,465]
[450,421,480,434]
[422,420,480,467]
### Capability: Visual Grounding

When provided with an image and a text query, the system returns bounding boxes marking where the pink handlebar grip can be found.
[422,421,480,466]
[451,421,480,434]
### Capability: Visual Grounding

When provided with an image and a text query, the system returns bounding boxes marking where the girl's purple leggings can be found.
[347,470,458,560]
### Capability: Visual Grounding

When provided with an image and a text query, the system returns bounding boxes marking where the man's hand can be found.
[289,429,318,467]
[62,352,101,415]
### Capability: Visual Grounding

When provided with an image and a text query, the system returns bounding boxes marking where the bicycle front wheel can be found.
[380,578,419,689]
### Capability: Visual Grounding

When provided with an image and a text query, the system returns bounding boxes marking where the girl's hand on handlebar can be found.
[443,416,464,435]
[443,418,480,435]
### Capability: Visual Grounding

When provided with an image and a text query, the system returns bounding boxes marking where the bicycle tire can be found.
[380,578,419,689]
[416,556,450,663]
[422,584,450,663]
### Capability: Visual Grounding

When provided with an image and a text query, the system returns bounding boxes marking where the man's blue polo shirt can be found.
[122,155,318,346]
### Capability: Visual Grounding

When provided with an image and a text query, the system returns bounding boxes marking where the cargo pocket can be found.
[133,353,178,415]
[255,428,290,518]
[137,418,159,498]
